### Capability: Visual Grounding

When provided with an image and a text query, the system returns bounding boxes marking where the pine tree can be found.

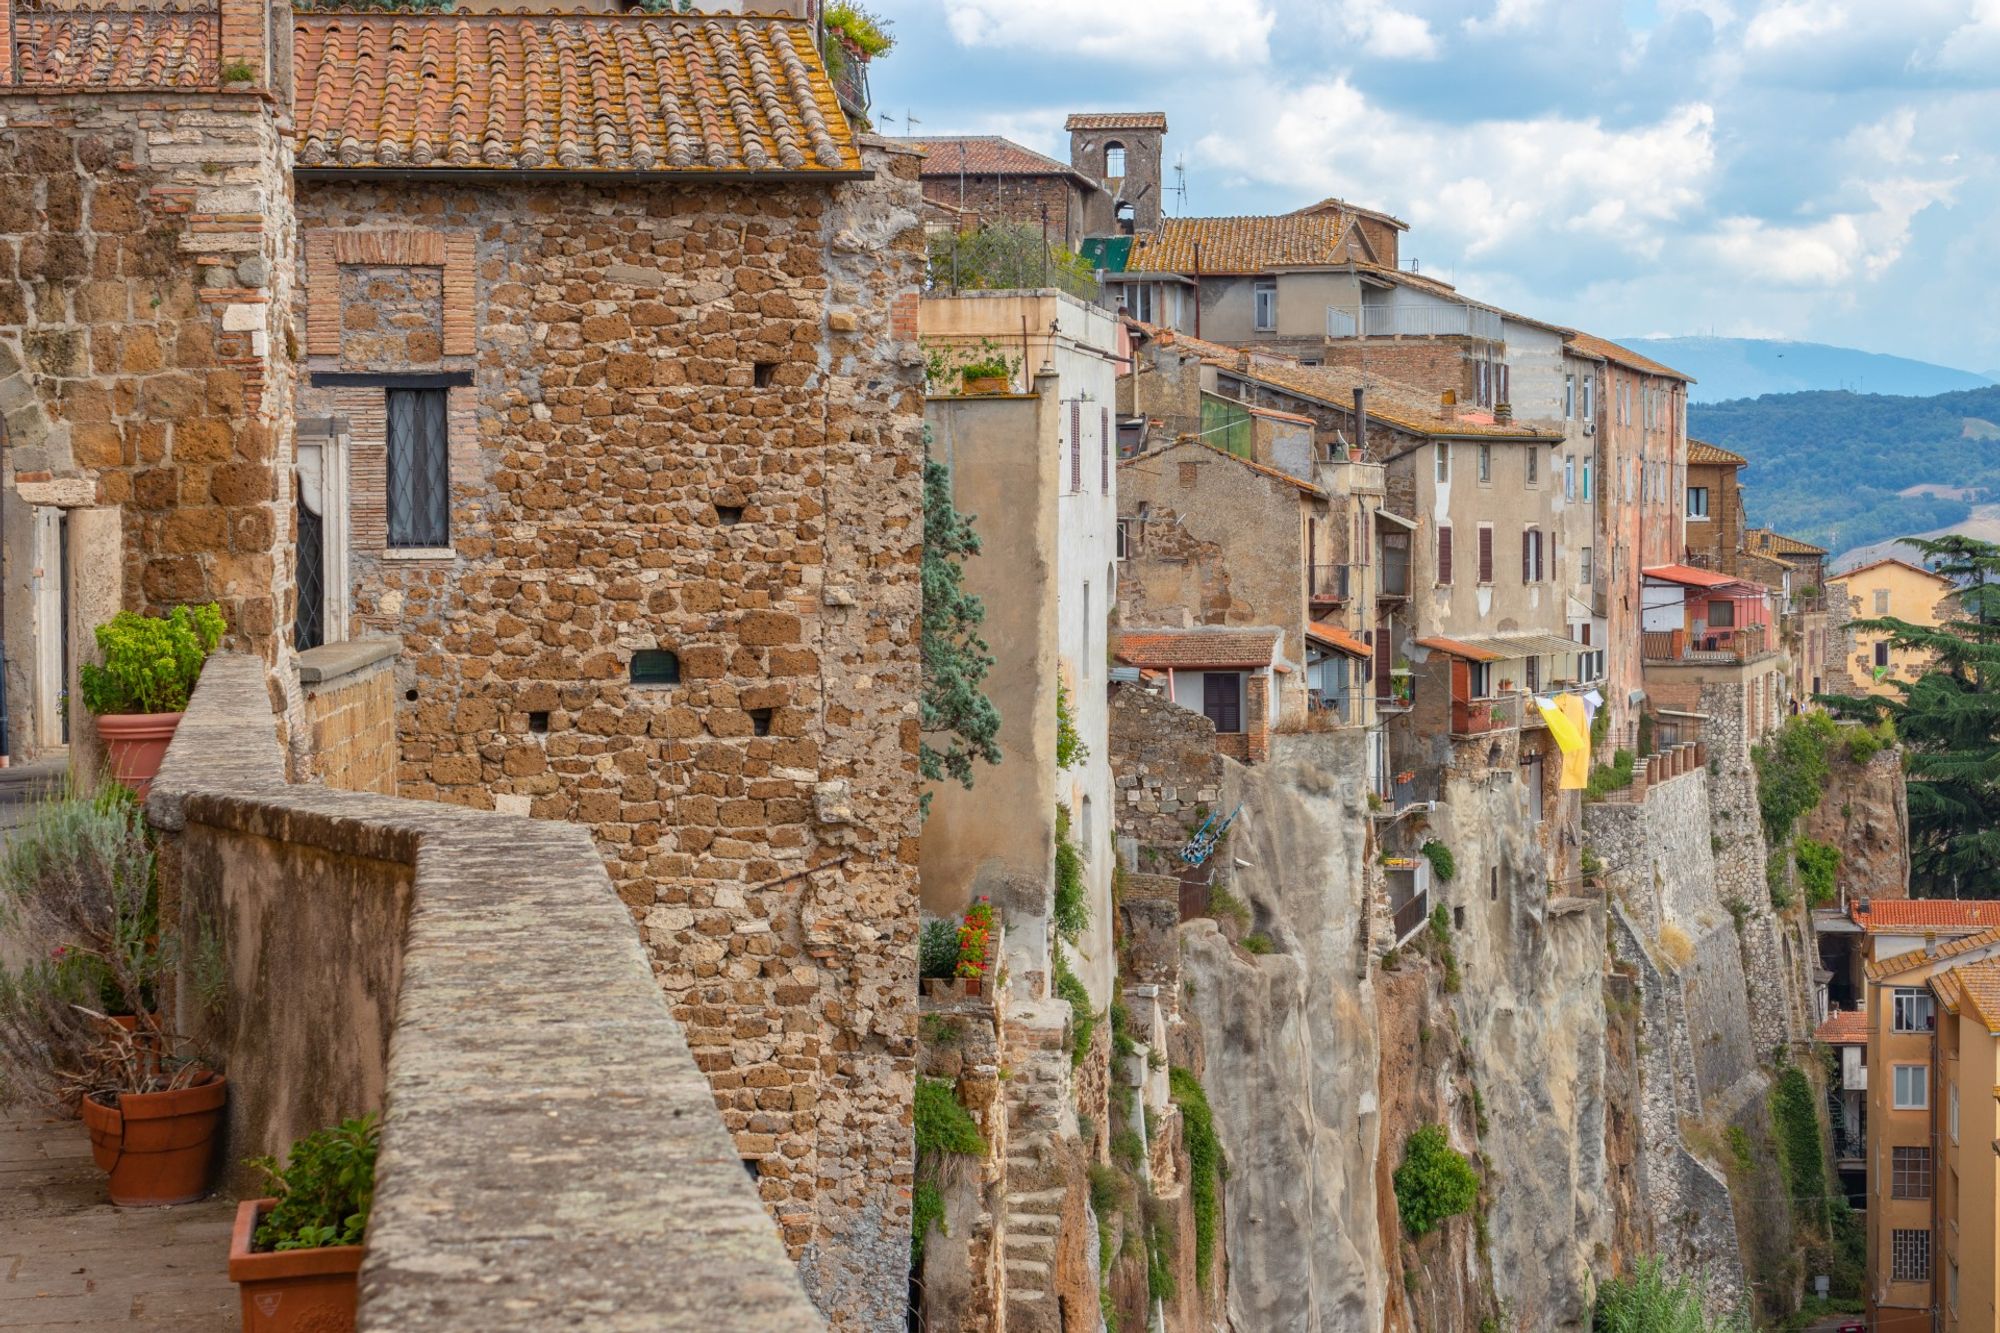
[1824,535,2000,892]
[919,436,1001,808]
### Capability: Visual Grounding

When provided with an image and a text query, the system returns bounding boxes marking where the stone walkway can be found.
[0,1109,238,1330]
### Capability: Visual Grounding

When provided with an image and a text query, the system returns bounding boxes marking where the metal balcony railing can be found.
[1328,303,1504,341]
[1641,623,1771,664]
[1310,563,1352,602]
[1379,550,1410,598]
[1451,692,1520,737]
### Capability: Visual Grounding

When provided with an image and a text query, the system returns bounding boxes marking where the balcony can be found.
[1379,550,1410,600]
[1310,562,1353,604]
[1641,623,1771,664]
[1451,692,1521,737]
[1385,859,1434,946]
[1327,304,1504,341]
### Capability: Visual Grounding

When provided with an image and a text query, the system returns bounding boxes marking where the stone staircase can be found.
[998,998,1078,1329]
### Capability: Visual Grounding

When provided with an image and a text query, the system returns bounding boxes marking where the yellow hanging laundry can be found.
[1536,694,1590,790]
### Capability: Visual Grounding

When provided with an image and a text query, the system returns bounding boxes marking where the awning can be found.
[1375,508,1417,530]
[1414,635,1504,663]
[1642,563,1735,590]
[1418,632,1586,661]
[1305,624,1371,658]
[1656,708,1709,721]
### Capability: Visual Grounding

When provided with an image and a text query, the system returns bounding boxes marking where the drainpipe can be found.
[1352,387,1369,460]
[1192,242,1201,340]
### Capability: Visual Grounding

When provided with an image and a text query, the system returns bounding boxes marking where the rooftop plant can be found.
[78,603,225,717]
[248,1115,379,1251]
[823,2,893,57]
[1056,678,1089,770]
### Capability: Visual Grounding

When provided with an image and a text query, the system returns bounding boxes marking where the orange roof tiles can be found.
[1116,628,1280,671]
[1935,957,2000,1032]
[1128,214,1357,274]
[1291,196,1409,230]
[1830,557,1954,585]
[892,135,1094,184]
[1414,636,1505,663]
[1642,563,1736,589]
[1687,440,1746,467]
[293,12,858,175]
[10,9,218,88]
[1813,1008,1869,1045]
[1305,624,1371,658]
[1065,112,1167,131]
[1216,359,1557,442]
[1564,331,1694,383]
[1850,899,2000,933]
[1745,528,1827,558]
[1867,925,2000,981]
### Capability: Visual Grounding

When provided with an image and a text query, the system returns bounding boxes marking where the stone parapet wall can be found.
[151,653,821,1331]
[1109,680,1223,870]
[297,638,398,794]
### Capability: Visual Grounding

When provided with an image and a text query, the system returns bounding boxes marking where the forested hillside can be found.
[1689,385,2000,554]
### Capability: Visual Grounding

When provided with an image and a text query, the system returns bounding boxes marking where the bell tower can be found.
[1066,112,1167,235]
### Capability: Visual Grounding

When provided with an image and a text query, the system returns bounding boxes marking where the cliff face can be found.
[1179,732,1390,1332]
[1802,745,1910,899]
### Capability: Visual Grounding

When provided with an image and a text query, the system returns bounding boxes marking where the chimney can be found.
[1235,351,1250,372]
[1856,896,1871,915]
[1925,929,1937,957]
[1439,389,1458,422]
[1494,401,1514,424]
[1352,387,1368,457]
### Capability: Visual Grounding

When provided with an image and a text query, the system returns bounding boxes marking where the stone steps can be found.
[1006,1209,1061,1235]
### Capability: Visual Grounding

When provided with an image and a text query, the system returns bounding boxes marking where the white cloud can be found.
[1463,0,1550,38]
[1335,0,1440,59]
[1742,0,1851,51]
[1698,174,1959,287]
[942,0,1277,66]
[1933,0,2000,71]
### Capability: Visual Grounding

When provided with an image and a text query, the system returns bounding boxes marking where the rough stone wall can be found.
[0,91,298,756]
[1109,679,1222,871]
[294,142,927,1326]
[918,173,1085,248]
[1316,337,1474,404]
[301,655,397,795]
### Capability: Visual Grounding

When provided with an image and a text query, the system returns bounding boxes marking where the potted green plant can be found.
[79,603,225,796]
[0,788,227,1206]
[230,1115,377,1333]
[959,357,1012,395]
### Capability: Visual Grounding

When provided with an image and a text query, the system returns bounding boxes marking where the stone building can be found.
[1829,557,1956,699]
[892,134,1104,249]
[1683,440,1747,574]
[1065,111,1167,235]
[0,3,928,1324]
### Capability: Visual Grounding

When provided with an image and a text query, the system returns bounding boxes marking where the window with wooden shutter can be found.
[1478,526,1493,583]
[1101,407,1111,492]
[1437,524,1453,585]
[1521,529,1532,583]
[1071,402,1082,492]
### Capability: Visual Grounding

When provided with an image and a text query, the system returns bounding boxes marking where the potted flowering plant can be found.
[954,898,994,995]
[79,602,226,797]
[230,1115,377,1333]
[0,788,225,1206]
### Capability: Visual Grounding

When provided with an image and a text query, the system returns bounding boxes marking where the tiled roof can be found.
[1127,214,1357,274]
[1065,112,1167,131]
[1215,357,1559,441]
[1829,557,1954,585]
[1642,563,1737,590]
[1867,925,2000,981]
[1850,899,2000,933]
[1417,632,1585,662]
[891,135,1093,184]
[1127,439,1325,498]
[1564,331,1694,383]
[293,13,859,174]
[1116,628,1281,671]
[1813,1007,1869,1045]
[1746,528,1827,558]
[1935,957,2000,1033]
[1687,440,1746,466]
[1305,624,1370,658]
[1415,635,1504,664]
[9,9,218,88]
[1291,196,1409,230]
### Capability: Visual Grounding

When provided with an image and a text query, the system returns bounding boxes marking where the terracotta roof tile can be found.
[1829,557,1954,585]
[1415,635,1504,663]
[10,10,218,88]
[1867,925,2000,981]
[1564,331,1694,383]
[294,12,858,175]
[1065,112,1167,131]
[1127,214,1357,274]
[1850,899,2000,933]
[1746,528,1827,558]
[1813,1007,1869,1044]
[1642,563,1737,589]
[1214,357,1558,442]
[1124,439,1325,498]
[1306,624,1371,658]
[1291,196,1408,230]
[1115,628,1280,670]
[1935,957,2000,1033]
[1687,440,1746,466]
[890,135,1093,184]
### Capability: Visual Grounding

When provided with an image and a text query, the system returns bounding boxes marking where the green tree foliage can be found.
[1420,839,1456,882]
[1053,942,1095,1066]
[1056,678,1090,770]
[1053,805,1089,942]
[1393,1124,1479,1237]
[921,439,1002,807]
[1752,712,1836,846]
[926,223,1101,301]
[1793,837,1841,906]
[918,917,960,980]
[1823,536,2000,890]
[912,1076,986,1261]
[1169,1066,1221,1290]
[1591,1258,1750,1332]
[1768,1065,1828,1229]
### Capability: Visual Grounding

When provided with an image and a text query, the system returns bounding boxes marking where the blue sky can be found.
[869,0,2000,376]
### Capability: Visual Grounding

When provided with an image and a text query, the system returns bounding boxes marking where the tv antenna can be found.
[1170,155,1188,216]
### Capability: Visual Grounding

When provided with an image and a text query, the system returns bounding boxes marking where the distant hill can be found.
[1689,384,2000,557]
[1620,336,1994,404]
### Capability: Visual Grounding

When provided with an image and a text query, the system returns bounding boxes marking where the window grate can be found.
[1891,1146,1932,1199]
[387,388,450,548]
[294,483,324,651]
[1891,1228,1930,1283]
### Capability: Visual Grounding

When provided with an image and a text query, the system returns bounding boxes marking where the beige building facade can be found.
[1831,558,1955,698]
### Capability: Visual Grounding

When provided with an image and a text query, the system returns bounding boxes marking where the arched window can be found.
[1104,142,1126,177]
[1115,201,1136,233]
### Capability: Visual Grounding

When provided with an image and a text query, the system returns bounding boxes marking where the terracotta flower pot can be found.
[94,711,184,798]
[230,1199,363,1333]
[962,976,983,997]
[962,374,1008,395]
[79,1072,226,1206]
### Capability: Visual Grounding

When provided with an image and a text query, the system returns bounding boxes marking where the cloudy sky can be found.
[869,0,2000,376]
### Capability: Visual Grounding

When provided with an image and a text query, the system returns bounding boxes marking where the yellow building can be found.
[1862,925,2000,1331]
[1830,558,1955,698]
[1929,956,2000,1332]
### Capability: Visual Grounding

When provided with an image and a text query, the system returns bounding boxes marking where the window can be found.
[1253,279,1277,332]
[1521,527,1543,583]
[1437,524,1453,585]
[1580,545,1592,584]
[1525,449,1539,486]
[1565,374,1576,418]
[1707,599,1735,628]
[1893,1063,1928,1109]
[1874,588,1892,614]
[1950,1079,1959,1143]
[1477,443,1491,483]
[1117,519,1130,561]
[1203,672,1243,733]
[1115,201,1136,230]
[1125,283,1154,324]
[1436,443,1451,484]
[387,388,450,548]
[1082,582,1092,677]
[1893,988,1936,1033]
[1582,459,1592,500]
[1687,486,1709,518]
[1070,402,1082,492]
[1582,374,1594,420]
[1522,751,1545,823]
[1476,360,1491,408]
[1892,1146,1932,1199]
[1477,525,1494,583]
[1891,1228,1930,1283]
[1104,142,1126,177]
[1564,455,1575,500]
[1875,640,1891,668]
[1950,1260,1959,1313]
[630,649,680,686]
[1469,661,1492,697]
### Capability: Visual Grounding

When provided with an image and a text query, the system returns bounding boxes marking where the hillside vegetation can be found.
[1689,384,2000,553]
